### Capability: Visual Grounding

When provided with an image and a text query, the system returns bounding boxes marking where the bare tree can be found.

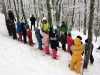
[83,0,87,35]
[83,0,95,69]
[2,0,7,20]
[47,0,52,27]
[13,0,19,21]
[69,0,76,32]
[20,0,27,24]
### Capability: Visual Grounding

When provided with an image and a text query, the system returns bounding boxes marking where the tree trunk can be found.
[13,0,19,22]
[69,0,76,32]
[84,0,87,35]
[83,0,95,69]
[2,0,7,20]
[20,0,27,24]
[95,0,99,42]
[47,0,52,27]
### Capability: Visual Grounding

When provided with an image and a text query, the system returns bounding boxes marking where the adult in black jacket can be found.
[30,15,36,30]
[21,22,27,43]
[12,23,17,39]
[8,11,16,22]
[6,18,11,36]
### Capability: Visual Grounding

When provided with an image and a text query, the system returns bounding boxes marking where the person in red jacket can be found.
[26,25,34,46]
[66,32,73,53]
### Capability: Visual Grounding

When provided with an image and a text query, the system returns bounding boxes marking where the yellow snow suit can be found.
[70,38,84,74]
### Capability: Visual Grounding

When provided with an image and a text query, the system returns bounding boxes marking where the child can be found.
[60,32,66,52]
[84,39,94,65]
[69,38,84,74]
[66,32,73,53]
[41,30,50,54]
[20,22,27,43]
[55,29,60,48]
[16,21,22,41]
[50,32,58,59]
[35,27,43,50]
[26,25,34,46]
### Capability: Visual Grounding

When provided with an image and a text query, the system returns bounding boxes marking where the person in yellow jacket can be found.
[40,17,50,31]
[70,38,84,74]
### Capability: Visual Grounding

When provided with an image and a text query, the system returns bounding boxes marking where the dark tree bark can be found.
[47,0,52,27]
[83,0,95,69]
[2,0,7,20]
[20,0,27,24]
[84,0,87,35]
[13,0,19,22]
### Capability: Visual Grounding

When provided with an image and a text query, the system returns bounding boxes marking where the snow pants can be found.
[44,46,49,54]
[52,49,57,58]
[18,32,22,41]
[22,33,27,43]
[62,44,66,51]
[67,44,71,53]
[70,59,81,73]
[28,36,32,45]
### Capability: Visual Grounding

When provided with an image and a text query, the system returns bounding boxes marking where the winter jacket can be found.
[49,27,53,38]
[35,28,42,50]
[30,16,36,24]
[60,24,68,32]
[50,32,57,50]
[70,38,84,74]
[26,29,32,38]
[67,36,73,46]
[40,22,50,30]
[85,43,93,55]
[21,22,26,35]
[60,35,66,44]
[55,29,60,40]
[16,22,22,33]
[35,28,42,40]
[71,38,84,61]
[8,11,15,21]
[41,32,49,46]
[66,36,73,52]
[50,37,57,51]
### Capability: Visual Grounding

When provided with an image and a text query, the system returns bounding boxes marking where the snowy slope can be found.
[0,13,100,75]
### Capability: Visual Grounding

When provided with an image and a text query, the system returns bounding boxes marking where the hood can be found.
[74,38,81,46]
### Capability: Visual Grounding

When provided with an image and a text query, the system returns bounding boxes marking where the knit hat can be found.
[68,32,71,36]
[42,17,47,20]
[77,35,82,40]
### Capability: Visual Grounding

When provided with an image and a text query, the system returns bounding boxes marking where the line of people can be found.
[5,11,95,75]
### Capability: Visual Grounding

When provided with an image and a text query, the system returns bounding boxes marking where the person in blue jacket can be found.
[35,27,43,50]
[16,21,22,41]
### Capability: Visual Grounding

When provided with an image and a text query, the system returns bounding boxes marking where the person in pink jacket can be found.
[41,30,50,54]
[66,32,73,53]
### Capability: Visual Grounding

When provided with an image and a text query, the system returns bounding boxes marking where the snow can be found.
[0,13,100,75]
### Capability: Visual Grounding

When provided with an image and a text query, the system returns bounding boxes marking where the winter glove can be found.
[15,19,16,21]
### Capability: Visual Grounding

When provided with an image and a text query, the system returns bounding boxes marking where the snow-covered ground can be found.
[0,13,100,75]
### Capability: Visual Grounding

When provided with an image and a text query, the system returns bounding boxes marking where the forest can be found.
[1,0,99,39]
[0,0,98,71]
